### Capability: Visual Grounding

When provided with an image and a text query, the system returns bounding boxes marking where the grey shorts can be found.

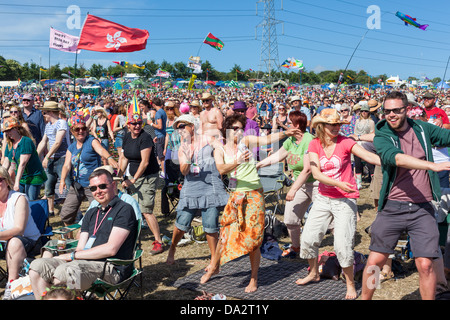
[369,200,441,258]
[30,258,120,291]
[155,136,165,160]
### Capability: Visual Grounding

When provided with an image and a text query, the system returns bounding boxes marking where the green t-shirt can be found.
[5,136,47,185]
[283,133,315,183]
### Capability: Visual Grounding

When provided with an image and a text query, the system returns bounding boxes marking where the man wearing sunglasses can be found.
[29,168,138,298]
[362,91,450,300]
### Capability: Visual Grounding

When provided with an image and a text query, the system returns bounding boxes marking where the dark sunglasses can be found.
[129,122,142,126]
[74,127,87,133]
[10,110,19,114]
[166,107,174,111]
[177,123,189,129]
[89,184,108,192]
[383,107,405,115]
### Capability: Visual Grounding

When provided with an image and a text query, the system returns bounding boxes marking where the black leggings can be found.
[354,155,374,176]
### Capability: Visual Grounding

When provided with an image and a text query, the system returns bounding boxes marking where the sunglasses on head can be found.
[89,183,108,192]
[383,107,405,115]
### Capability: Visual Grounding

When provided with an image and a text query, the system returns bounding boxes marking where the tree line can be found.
[0,55,441,85]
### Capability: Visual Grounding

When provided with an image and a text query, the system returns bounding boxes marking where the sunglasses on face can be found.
[177,123,188,129]
[383,107,405,115]
[74,127,87,133]
[166,107,174,111]
[89,183,108,192]
[129,122,142,127]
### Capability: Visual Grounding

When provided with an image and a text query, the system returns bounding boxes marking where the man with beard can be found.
[361,91,450,300]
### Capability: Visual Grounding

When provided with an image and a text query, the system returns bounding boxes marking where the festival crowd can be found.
[0,84,449,300]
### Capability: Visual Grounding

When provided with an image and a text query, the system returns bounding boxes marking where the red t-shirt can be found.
[425,107,449,124]
[308,135,359,199]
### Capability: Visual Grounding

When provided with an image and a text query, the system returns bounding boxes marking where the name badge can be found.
[192,163,200,176]
[84,235,96,250]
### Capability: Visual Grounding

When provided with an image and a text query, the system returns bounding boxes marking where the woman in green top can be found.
[1,117,46,200]
[257,111,317,258]
[201,111,300,293]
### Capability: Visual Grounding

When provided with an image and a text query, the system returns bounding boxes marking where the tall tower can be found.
[257,0,282,83]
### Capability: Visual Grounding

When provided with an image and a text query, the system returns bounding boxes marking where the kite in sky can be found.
[395,11,428,30]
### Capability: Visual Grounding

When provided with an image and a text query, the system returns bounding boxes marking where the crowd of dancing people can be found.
[0,85,449,300]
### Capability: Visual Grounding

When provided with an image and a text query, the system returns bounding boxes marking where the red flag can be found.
[77,14,149,52]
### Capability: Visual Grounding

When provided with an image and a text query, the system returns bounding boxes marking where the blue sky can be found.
[1,0,450,80]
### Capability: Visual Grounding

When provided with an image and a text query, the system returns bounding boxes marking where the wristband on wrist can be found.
[70,251,76,261]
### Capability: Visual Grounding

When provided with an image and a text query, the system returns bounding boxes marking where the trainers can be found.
[281,246,299,258]
[3,281,12,300]
[150,241,164,255]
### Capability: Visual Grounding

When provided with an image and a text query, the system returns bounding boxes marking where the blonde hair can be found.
[314,123,334,147]
[5,124,36,149]
[0,166,14,189]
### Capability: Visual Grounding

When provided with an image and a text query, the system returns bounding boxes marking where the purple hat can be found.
[233,101,247,111]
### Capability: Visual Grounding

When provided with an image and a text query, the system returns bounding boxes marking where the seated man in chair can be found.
[29,169,138,299]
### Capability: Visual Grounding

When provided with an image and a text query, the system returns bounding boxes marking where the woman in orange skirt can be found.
[201,105,299,292]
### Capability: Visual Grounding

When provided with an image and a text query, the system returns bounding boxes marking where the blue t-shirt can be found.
[154,108,167,138]
[68,135,101,187]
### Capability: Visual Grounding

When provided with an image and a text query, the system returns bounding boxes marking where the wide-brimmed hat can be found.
[40,101,60,112]
[189,100,201,108]
[368,99,382,112]
[290,95,301,103]
[1,117,21,132]
[200,92,214,101]
[311,108,350,129]
[405,93,419,107]
[233,100,247,111]
[173,114,196,129]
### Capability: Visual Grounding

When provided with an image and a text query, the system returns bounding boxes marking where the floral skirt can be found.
[219,188,265,265]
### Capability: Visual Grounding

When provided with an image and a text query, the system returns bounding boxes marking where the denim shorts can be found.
[45,156,73,197]
[114,134,124,148]
[0,235,40,258]
[175,206,221,234]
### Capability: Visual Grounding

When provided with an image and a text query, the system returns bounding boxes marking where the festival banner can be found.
[77,14,149,52]
[203,33,224,51]
[156,69,170,78]
[49,27,80,53]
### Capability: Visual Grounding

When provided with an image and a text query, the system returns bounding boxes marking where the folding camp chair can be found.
[83,218,143,300]
[258,162,286,215]
[0,199,53,281]
[161,159,184,216]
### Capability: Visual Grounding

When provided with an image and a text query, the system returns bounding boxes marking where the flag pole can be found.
[440,55,450,92]
[334,29,370,96]
[73,51,78,98]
